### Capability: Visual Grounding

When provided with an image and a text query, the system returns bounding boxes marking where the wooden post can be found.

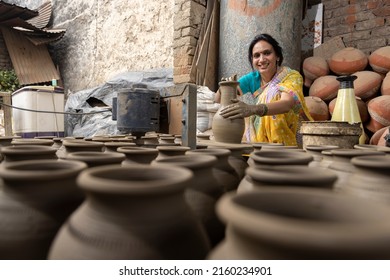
[0,91,13,136]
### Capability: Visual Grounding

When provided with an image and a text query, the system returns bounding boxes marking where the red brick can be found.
[373,7,390,16]
[366,0,381,10]
[346,15,357,24]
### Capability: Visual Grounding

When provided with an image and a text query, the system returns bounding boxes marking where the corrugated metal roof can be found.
[1,26,60,85]
[26,1,52,29]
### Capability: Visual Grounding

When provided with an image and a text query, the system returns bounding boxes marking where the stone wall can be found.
[322,0,390,55]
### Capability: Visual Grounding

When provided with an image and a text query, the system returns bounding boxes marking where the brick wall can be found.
[173,0,206,84]
[323,0,390,55]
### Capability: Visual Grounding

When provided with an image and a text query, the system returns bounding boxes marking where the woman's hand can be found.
[220,99,267,119]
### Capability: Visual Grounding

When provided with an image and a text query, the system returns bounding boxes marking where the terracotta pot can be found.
[212,81,245,143]
[302,56,329,87]
[237,165,337,194]
[352,71,382,101]
[382,72,390,96]
[304,96,330,121]
[308,75,339,101]
[329,97,369,123]
[344,155,390,203]
[366,96,390,132]
[152,154,225,246]
[185,148,240,192]
[65,151,125,167]
[0,159,87,259]
[368,46,390,74]
[117,146,159,165]
[48,165,210,259]
[208,188,390,259]
[329,47,368,75]
[0,145,58,166]
[369,126,390,145]
[327,149,385,191]
[377,126,390,146]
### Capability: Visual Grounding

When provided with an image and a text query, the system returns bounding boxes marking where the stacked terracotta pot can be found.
[302,46,390,145]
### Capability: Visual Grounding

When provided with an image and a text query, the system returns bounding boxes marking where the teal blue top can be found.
[238,71,261,95]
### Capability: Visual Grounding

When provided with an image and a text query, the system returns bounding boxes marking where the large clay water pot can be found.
[212,81,245,143]
[48,165,210,260]
[0,159,87,259]
[208,188,390,259]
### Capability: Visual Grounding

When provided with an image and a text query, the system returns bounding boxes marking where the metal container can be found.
[116,84,160,137]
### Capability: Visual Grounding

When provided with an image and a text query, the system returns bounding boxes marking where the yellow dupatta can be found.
[242,67,313,145]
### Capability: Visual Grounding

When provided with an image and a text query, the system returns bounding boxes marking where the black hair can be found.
[247,34,284,70]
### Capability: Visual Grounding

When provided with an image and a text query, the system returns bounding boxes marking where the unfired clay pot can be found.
[0,159,87,259]
[117,146,159,165]
[343,155,390,204]
[152,154,225,246]
[304,144,340,168]
[212,81,245,143]
[65,151,125,167]
[237,165,337,194]
[248,150,313,169]
[48,164,210,260]
[0,145,58,166]
[208,188,390,259]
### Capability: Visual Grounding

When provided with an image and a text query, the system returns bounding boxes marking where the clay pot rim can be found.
[156,146,191,152]
[217,189,390,249]
[63,140,104,147]
[351,155,390,169]
[66,151,126,162]
[331,149,384,157]
[246,166,337,186]
[250,150,313,165]
[186,148,231,157]
[0,145,57,154]
[0,159,87,180]
[117,147,158,154]
[152,154,217,169]
[104,142,136,146]
[77,164,193,194]
[305,145,340,152]
[11,139,54,146]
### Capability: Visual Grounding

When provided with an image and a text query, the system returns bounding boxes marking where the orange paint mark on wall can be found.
[228,0,282,17]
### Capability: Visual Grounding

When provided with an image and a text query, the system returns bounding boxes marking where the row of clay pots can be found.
[2,140,390,259]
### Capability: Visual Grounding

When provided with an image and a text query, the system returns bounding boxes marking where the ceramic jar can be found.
[60,140,104,159]
[11,138,54,146]
[155,146,191,160]
[304,96,330,121]
[366,96,390,133]
[0,145,58,166]
[104,141,136,153]
[248,150,313,169]
[352,71,383,101]
[368,46,390,74]
[152,154,225,246]
[118,146,159,165]
[212,81,245,143]
[48,165,210,259]
[328,47,368,75]
[302,56,329,87]
[327,149,384,191]
[65,151,125,167]
[237,165,337,194]
[343,155,390,204]
[186,148,240,192]
[208,188,390,259]
[0,159,87,259]
[304,145,339,168]
[309,75,339,101]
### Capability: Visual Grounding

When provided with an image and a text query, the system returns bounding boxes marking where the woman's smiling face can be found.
[252,40,279,80]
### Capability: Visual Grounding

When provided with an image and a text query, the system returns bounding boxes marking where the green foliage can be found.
[0,69,20,92]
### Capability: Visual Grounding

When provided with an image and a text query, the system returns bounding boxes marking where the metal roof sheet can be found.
[26,1,52,29]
